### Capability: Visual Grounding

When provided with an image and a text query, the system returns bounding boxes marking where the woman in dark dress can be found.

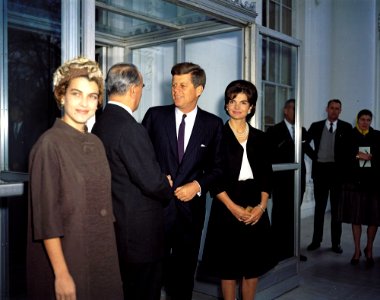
[27,57,123,299]
[202,80,276,300]
[339,109,380,267]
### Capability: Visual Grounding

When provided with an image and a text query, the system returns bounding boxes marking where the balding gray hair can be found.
[106,63,141,96]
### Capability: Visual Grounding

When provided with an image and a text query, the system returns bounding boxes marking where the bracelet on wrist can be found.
[257,203,266,213]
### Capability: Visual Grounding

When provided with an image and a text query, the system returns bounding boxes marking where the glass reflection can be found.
[261,35,296,131]
[96,0,212,38]
[8,27,61,172]
[5,2,61,298]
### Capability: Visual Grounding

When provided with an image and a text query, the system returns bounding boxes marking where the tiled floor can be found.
[9,209,380,300]
[192,212,380,300]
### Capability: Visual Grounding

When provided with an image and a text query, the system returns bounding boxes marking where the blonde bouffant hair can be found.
[53,57,104,109]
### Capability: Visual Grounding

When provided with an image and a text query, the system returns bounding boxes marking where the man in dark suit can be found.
[92,63,173,300]
[142,62,223,300]
[267,99,313,262]
[306,99,352,254]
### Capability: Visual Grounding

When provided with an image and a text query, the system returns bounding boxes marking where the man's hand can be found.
[166,175,173,187]
[174,181,200,202]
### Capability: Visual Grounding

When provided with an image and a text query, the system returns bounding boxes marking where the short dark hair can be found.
[357,109,372,120]
[171,62,206,89]
[106,63,141,96]
[327,99,342,107]
[224,80,258,121]
[284,98,295,108]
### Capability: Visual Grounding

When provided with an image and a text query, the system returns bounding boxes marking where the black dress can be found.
[339,127,380,226]
[201,123,277,280]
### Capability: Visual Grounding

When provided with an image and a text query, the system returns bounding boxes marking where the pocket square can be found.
[200,144,207,148]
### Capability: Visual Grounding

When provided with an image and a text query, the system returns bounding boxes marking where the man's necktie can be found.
[329,122,333,133]
[178,114,187,163]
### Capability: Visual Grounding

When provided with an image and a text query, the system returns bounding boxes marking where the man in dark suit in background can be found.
[306,99,352,254]
[92,63,173,300]
[142,62,223,300]
[267,99,313,262]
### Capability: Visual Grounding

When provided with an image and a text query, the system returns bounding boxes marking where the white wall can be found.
[296,0,377,216]
[300,0,377,128]
[300,0,334,129]
[330,0,377,126]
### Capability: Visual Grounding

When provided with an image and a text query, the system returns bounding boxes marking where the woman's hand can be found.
[216,191,254,222]
[228,203,251,222]
[55,272,76,300]
[244,205,265,225]
[43,238,77,300]
[357,151,372,161]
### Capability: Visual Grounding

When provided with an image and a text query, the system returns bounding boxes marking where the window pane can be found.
[185,31,242,119]
[277,86,288,116]
[265,0,292,36]
[283,0,292,8]
[262,0,267,27]
[268,40,280,82]
[271,169,296,260]
[269,1,280,31]
[8,29,61,172]
[9,0,60,19]
[261,36,297,132]
[264,83,276,131]
[282,7,292,36]
[281,44,292,85]
[96,0,213,39]
[132,42,176,122]
[8,1,61,173]
[6,3,61,299]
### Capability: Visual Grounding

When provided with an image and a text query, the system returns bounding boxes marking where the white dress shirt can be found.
[175,106,197,152]
[284,119,295,140]
[108,101,134,117]
[238,140,254,181]
[325,119,337,132]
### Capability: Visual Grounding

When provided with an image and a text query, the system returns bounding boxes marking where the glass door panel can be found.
[184,31,242,119]
[260,32,299,263]
[3,2,61,299]
[131,42,176,122]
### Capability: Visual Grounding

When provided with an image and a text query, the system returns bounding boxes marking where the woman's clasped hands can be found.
[230,203,263,225]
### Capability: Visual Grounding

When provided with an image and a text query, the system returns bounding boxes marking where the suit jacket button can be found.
[100,209,107,217]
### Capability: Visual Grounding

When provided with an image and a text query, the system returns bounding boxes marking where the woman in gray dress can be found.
[27,57,123,299]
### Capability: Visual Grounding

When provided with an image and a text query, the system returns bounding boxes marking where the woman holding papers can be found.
[339,109,380,267]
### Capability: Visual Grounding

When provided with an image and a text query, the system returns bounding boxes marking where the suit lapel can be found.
[181,108,203,163]
[164,107,179,163]
[280,121,292,141]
